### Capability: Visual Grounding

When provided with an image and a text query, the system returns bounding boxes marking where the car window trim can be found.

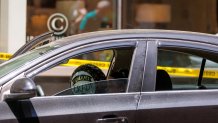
[128,40,147,92]
[12,31,54,58]
[26,40,136,77]
[142,40,158,92]
[142,39,218,92]
[158,39,218,54]
[105,49,115,77]
[25,39,142,93]
[26,40,135,73]
[198,58,206,88]
[158,39,218,63]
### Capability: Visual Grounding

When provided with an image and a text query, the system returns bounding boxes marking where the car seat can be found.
[156,70,172,91]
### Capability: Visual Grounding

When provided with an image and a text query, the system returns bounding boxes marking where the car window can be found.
[34,47,134,96]
[156,49,218,91]
[56,78,127,95]
[0,45,59,82]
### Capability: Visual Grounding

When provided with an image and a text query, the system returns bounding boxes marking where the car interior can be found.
[156,70,172,91]
[157,49,218,91]
[32,46,218,96]
[34,47,134,96]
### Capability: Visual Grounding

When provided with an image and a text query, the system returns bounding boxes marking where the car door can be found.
[137,39,218,123]
[0,39,147,123]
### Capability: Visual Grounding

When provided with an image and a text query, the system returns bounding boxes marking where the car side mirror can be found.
[4,78,37,101]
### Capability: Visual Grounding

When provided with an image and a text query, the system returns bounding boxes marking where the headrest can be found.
[156,70,172,91]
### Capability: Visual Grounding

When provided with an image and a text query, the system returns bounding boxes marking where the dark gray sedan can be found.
[1,29,218,123]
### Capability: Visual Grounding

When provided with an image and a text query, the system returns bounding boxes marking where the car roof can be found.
[53,29,218,46]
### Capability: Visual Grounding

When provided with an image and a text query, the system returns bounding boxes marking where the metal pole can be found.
[117,0,122,29]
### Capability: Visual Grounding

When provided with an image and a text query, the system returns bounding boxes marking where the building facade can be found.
[0,0,217,53]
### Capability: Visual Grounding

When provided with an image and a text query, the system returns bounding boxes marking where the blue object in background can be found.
[79,10,97,31]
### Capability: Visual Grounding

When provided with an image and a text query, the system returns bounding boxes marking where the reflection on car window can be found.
[55,78,127,96]
[34,47,134,96]
[0,45,59,80]
[157,49,218,91]
[74,50,113,62]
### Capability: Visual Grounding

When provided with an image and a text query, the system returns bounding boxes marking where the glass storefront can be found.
[25,0,218,61]
[27,0,117,39]
[1,1,217,55]
[122,0,217,33]
[27,0,218,39]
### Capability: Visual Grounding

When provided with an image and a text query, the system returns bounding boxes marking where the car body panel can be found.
[1,93,140,123]
[137,90,218,123]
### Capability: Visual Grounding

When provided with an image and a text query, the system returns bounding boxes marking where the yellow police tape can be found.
[62,59,110,69]
[1,52,218,79]
[62,59,218,79]
[157,66,218,79]
[0,53,12,60]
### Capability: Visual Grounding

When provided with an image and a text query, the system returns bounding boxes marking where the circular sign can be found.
[71,71,96,94]
[47,13,69,35]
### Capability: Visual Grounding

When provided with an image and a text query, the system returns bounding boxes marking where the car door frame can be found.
[142,39,218,91]
[0,39,147,123]
[137,38,218,123]
[12,32,54,58]
[25,39,146,91]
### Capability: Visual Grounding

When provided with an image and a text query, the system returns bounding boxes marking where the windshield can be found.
[0,45,59,79]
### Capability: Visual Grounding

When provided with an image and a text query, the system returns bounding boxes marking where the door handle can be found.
[97,117,128,123]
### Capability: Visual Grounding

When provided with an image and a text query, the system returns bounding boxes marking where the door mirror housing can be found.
[4,78,37,101]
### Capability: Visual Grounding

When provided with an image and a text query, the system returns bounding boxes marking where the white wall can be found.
[0,0,9,53]
[0,0,26,54]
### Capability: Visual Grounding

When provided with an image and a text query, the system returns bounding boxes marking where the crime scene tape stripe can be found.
[157,66,218,79]
[0,53,12,60]
[1,52,218,79]
[61,59,110,69]
[62,59,218,79]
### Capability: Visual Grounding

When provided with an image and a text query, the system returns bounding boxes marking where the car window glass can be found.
[0,45,59,80]
[34,47,134,96]
[74,50,113,62]
[202,60,218,89]
[157,49,218,91]
[56,78,127,96]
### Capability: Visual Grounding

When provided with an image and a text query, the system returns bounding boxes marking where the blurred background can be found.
[0,0,217,54]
